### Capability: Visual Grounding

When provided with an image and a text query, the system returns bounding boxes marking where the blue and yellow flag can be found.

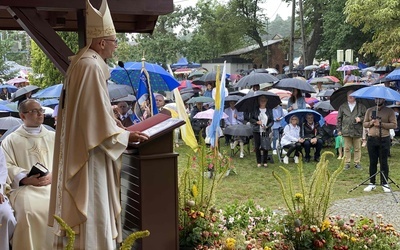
[209,61,226,147]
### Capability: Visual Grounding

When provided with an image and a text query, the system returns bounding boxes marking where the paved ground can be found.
[329,191,400,229]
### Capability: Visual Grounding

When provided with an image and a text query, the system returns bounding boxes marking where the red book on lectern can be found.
[126,113,185,138]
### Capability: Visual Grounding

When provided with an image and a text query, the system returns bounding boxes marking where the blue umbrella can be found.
[0,84,18,93]
[386,68,400,81]
[281,109,325,127]
[350,85,400,102]
[110,62,180,92]
[32,84,63,99]
[40,98,59,107]
[0,104,13,112]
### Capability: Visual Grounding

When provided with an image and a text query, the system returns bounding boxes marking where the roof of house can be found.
[221,34,285,57]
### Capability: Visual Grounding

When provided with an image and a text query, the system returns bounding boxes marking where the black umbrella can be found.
[11,85,40,102]
[235,72,279,88]
[276,74,289,80]
[330,83,376,110]
[235,91,281,113]
[195,71,218,84]
[314,100,335,111]
[273,78,316,93]
[224,124,253,137]
[372,77,393,85]
[224,95,242,103]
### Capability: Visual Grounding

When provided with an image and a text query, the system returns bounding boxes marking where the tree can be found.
[317,0,375,64]
[344,0,400,65]
[30,32,79,87]
[228,0,269,67]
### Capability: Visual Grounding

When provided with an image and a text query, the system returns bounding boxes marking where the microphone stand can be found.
[117,61,144,120]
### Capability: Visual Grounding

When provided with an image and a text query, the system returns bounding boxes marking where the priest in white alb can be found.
[1,99,55,250]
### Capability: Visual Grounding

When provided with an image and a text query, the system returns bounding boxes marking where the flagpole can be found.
[141,56,154,117]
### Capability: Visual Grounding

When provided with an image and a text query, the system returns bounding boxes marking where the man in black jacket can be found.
[301,113,324,162]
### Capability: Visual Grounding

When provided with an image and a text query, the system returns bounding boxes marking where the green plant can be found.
[272,152,343,248]
[178,140,233,248]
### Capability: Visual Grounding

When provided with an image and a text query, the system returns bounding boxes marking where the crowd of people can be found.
[1,0,400,249]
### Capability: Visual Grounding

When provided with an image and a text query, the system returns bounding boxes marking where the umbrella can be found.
[267,88,292,99]
[187,96,214,104]
[276,74,289,80]
[181,93,194,102]
[314,100,335,111]
[0,124,55,142]
[309,77,333,84]
[112,94,136,104]
[316,89,334,97]
[40,98,59,108]
[337,65,359,71]
[224,124,253,137]
[324,111,338,126]
[350,85,400,102]
[273,78,316,93]
[323,75,340,83]
[6,77,28,86]
[11,85,40,102]
[235,91,281,113]
[107,84,134,101]
[0,116,23,130]
[0,84,18,93]
[386,68,400,81]
[265,68,279,74]
[304,65,319,71]
[224,95,242,103]
[178,80,202,92]
[330,83,376,110]
[32,84,63,99]
[372,77,394,85]
[110,62,180,92]
[235,72,279,88]
[282,109,325,127]
[196,71,218,84]
[305,97,319,105]
[0,105,13,112]
[188,69,207,79]
[193,109,228,120]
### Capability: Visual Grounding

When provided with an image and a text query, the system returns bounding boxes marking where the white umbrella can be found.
[0,116,23,130]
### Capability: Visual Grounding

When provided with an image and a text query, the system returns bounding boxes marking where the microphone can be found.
[118,61,137,97]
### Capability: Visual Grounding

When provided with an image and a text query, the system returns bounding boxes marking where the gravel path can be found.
[329,191,400,229]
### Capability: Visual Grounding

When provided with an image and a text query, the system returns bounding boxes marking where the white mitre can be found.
[86,0,116,40]
[67,0,115,71]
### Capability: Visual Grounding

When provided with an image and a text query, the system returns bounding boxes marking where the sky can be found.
[173,0,292,21]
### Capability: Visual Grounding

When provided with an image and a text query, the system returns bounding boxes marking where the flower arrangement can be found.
[178,140,234,248]
[179,151,400,249]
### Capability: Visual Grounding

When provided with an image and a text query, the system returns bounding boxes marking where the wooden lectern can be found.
[120,113,184,250]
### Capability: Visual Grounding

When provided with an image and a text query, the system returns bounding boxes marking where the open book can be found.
[28,162,49,177]
[126,113,185,139]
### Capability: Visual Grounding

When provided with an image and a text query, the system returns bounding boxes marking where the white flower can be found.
[228,216,234,223]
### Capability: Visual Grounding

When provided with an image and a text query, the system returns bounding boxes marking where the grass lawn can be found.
[176,141,400,211]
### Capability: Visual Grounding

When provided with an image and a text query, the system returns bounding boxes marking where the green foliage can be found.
[119,230,150,250]
[317,0,375,64]
[273,152,341,226]
[345,0,400,64]
[329,60,342,82]
[54,215,75,250]
[178,140,232,248]
[30,32,79,87]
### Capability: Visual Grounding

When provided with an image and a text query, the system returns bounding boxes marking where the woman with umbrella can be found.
[281,115,304,164]
[248,95,274,167]
[287,88,307,112]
